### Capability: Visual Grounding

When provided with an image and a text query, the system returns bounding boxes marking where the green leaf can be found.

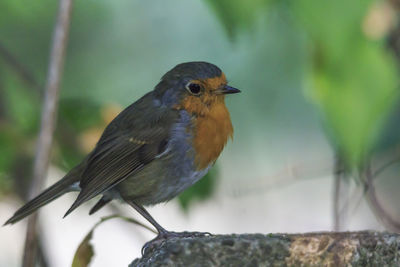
[312,44,398,164]
[292,0,372,59]
[204,0,271,39]
[294,0,400,165]
[71,230,94,267]
[178,166,218,212]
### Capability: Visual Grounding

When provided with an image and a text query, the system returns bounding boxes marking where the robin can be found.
[5,61,240,251]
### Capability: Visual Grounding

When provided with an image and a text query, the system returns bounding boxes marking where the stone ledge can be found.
[130,231,400,266]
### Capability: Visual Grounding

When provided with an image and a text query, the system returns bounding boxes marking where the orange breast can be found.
[193,101,233,170]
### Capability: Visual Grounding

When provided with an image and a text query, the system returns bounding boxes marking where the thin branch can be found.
[372,155,400,178]
[362,163,400,232]
[22,0,73,266]
[229,157,338,198]
[0,42,41,92]
[333,155,349,231]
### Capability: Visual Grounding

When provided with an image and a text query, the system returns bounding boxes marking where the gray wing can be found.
[64,93,177,216]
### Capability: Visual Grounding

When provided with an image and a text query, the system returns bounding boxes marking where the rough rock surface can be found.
[130,231,400,266]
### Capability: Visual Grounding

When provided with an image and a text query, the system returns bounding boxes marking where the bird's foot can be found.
[141,230,213,255]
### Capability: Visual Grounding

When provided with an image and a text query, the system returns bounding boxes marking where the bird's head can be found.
[155,62,240,116]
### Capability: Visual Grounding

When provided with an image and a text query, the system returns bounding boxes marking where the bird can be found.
[4,61,240,252]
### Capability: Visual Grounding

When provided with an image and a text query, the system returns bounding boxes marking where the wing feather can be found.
[64,93,179,216]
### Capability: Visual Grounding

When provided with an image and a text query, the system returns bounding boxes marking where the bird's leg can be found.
[126,200,169,235]
[126,200,212,255]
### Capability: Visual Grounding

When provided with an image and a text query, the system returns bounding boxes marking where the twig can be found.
[333,155,348,231]
[229,157,337,198]
[22,0,73,266]
[372,155,400,178]
[362,162,400,232]
[0,42,41,92]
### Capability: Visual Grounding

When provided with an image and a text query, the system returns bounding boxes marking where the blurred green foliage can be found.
[2,69,40,135]
[208,0,400,166]
[293,0,399,165]
[0,0,106,195]
[204,0,271,39]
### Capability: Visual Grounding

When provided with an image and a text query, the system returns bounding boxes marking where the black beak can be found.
[219,85,241,94]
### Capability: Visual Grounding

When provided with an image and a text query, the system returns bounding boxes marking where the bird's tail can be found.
[4,164,83,225]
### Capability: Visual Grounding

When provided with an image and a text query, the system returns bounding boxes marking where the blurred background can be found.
[1,0,400,266]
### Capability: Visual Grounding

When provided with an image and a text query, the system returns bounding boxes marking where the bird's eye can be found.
[186,82,201,95]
